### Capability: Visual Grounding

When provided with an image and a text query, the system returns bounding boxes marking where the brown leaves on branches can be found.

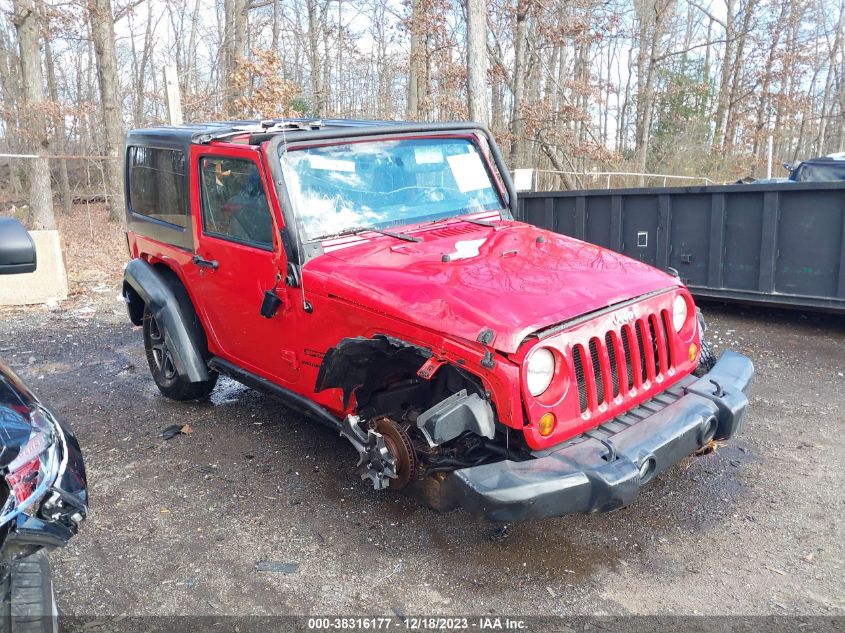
[230,50,305,119]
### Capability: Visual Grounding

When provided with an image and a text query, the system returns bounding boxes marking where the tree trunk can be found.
[43,29,72,216]
[185,0,201,116]
[633,0,671,183]
[220,0,247,116]
[272,0,280,51]
[618,43,634,153]
[466,0,488,124]
[816,0,844,153]
[422,33,432,118]
[752,2,786,158]
[12,0,55,229]
[712,0,735,151]
[509,0,528,168]
[0,20,23,196]
[307,0,323,116]
[722,0,757,150]
[89,0,125,222]
[131,0,154,126]
[406,0,421,119]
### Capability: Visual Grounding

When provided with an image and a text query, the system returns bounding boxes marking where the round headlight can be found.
[526,348,555,397]
[672,295,688,332]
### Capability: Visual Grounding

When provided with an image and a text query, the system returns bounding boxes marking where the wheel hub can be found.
[339,415,416,490]
[374,417,416,490]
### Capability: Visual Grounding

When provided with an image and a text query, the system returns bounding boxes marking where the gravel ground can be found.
[0,296,842,618]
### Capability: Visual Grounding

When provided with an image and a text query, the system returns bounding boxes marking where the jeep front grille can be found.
[571,310,674,414]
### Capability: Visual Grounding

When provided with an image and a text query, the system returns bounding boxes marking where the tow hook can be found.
[709,378,725,397]
[585,430,617,463]
[339,415,398,490]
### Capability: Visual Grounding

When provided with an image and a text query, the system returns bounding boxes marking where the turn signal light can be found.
[538,412,556,437]
[689,343,698,363]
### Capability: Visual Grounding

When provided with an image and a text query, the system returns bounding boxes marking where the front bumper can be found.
[5,414,88,555]
[450,350,754,522]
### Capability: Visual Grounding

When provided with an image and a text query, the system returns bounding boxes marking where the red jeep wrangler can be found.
[122,119,753,522]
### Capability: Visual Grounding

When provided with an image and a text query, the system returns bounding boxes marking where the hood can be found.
[305,221,680,354]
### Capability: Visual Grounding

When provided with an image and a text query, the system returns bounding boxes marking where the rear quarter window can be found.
[127,146,187,228]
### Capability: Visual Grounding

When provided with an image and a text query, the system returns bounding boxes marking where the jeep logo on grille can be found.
[613,309,636,327]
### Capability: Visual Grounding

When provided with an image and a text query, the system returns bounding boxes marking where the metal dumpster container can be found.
[517,181,845,313]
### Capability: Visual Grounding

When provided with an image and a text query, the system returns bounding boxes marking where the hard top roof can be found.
[124,117,446,145]
[124,117,518,223]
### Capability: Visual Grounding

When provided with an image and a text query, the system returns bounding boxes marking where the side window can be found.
[127,146,187,228]
[199,157,275,250]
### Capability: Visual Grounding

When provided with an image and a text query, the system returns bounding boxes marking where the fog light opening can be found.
[638,457,656,484]
[700,416,718,445]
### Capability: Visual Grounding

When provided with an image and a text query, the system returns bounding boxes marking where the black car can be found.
[787,154,845,182]
[0,217,88,632]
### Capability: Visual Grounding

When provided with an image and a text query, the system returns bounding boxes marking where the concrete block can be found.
[0,230,68,305]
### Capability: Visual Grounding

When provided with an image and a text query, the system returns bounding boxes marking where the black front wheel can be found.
[0,552,57,633]
[142,306,218,400]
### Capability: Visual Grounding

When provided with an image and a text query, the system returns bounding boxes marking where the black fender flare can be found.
[123,258,211,383]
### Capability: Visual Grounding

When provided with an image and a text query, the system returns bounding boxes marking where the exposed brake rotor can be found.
[339,415,418,491]
[374,417,416,490]
[339,415,397,490]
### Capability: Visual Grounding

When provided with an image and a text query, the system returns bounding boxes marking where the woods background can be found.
[1,0,844,229]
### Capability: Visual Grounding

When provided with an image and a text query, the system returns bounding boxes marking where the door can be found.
[186,146,300,384]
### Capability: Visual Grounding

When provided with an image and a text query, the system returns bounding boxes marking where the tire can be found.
[0,552,57,633]
[693,339,718,376]
[693,309,718,377]
[143,305,218,400]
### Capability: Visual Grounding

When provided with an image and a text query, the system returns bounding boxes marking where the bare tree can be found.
[509,0,529,167]
[1,0,843,212]
[89,0,125,221]
[43,29,72,216]
[11,0,54,229]
[466,0,488,124]
[633,0,673,183]
[221,0,248,115]
[406,0,423,119]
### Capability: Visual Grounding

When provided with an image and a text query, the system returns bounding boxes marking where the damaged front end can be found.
[317,325,754,523]
[0,363,87,561]
[317,335,515,509]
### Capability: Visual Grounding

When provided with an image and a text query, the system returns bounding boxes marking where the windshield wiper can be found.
[369,228,421,242]
[420,214,499,230]
[315,226,421,243]
[461,217,496,227]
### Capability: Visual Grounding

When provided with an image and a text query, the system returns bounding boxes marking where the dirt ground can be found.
[0,207,843,618]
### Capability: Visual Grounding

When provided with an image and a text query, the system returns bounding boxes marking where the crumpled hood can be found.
[305,221,680,354]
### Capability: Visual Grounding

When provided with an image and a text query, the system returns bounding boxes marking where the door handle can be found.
[192,255,219,270]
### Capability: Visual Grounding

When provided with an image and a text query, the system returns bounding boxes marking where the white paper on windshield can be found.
[446,152,490,193]
[414,145,444,164]
[308,155,356,172]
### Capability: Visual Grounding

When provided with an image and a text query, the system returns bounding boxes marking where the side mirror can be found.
[0,217,36,275]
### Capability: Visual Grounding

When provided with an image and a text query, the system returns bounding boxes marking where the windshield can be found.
[280,137,504,242]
